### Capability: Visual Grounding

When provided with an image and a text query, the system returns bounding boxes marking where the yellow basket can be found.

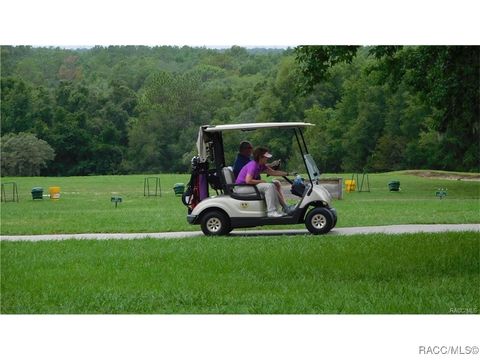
[345,180,356,192]
[49,186,61,200]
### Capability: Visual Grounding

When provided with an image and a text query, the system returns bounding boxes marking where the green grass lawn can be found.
[1,171,479,235]
[1,232,478,314]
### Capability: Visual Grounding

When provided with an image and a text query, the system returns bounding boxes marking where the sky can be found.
[2,0,479,45]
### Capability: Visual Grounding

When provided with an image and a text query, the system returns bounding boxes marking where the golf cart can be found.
[183,122,337,235]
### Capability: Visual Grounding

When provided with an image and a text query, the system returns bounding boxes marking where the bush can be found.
[1,132,55,176]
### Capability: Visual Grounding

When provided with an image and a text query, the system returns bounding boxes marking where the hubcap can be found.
[311,214,326,229]
[206,217,222,233]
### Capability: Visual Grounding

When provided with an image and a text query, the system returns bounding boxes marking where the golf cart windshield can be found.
[304,154,321,181]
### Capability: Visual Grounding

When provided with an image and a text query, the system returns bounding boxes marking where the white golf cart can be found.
[184,122,337,235]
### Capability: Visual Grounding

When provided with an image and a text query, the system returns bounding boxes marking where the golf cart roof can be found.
[203,122,314,132]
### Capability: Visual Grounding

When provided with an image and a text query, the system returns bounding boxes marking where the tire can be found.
[331,210,338,228]
[200,210,231,236]
[305,207,334,235]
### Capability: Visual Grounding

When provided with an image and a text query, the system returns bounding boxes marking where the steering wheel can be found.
[269,159,296,184]
[270,159,281,170]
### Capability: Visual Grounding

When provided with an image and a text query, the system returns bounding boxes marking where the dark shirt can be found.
[233,153,251,180]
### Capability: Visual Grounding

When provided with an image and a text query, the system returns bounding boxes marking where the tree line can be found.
[1,45,478,176]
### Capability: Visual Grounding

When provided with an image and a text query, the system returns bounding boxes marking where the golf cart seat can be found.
[221,167,263,201]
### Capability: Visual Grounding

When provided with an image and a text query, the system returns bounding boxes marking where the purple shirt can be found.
[235,160,267,184]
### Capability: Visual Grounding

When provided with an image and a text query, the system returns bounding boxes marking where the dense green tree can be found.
[1,133,55,176]
[126,71,204,173]
[372,46,480,171]
[295,45,480,172]
[1,77,34,133]
[295,46,359,92]
[1,45,477,176]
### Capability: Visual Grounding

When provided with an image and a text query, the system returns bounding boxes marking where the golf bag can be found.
[183,156,209,213]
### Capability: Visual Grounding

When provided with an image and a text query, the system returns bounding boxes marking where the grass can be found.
[1,171,479,235]
[0,174,189,235]
[1,232,478,314]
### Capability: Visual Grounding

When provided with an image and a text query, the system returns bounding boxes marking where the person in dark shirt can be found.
[233,141,254,179]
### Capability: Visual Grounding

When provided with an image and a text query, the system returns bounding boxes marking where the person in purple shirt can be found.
[235,146,294,217]
[233,141,281,178]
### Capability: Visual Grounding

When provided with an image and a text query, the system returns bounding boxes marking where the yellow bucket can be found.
[345,180,356,192]
[49,186,61,200]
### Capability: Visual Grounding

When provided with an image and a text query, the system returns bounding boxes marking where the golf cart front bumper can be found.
[187,214,198,224]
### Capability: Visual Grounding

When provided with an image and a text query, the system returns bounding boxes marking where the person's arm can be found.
[245,173,265,185]
[265,165,289,177]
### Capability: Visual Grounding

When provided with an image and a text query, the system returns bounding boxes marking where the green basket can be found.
[173,183,185,196]
[31,187,44,200]
[388,180,400,191]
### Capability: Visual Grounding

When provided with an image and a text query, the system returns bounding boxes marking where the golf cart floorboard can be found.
[230,215,302,228]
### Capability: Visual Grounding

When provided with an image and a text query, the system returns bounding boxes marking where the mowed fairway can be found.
[1,171,479,235]
[1,232,478,314]
[1,174,190,235]
[1,171,478,314]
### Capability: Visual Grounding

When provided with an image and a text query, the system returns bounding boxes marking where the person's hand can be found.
[270,159,281,170]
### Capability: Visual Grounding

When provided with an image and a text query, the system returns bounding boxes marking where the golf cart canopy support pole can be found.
[299,128,310,154]
[294,128,313,188]
[211,132,225,171]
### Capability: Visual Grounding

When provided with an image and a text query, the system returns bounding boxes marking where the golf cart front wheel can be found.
[200,210,231,236]
[305,207,334,235]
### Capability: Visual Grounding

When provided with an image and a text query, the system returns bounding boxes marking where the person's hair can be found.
[239,141,252,152]
[253,147,269,162]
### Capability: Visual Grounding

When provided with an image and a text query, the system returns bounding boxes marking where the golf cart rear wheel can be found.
[305,207,334,235]
[200,210,231,236]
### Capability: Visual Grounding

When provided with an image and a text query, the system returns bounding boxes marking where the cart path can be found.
[1,224,479,242]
